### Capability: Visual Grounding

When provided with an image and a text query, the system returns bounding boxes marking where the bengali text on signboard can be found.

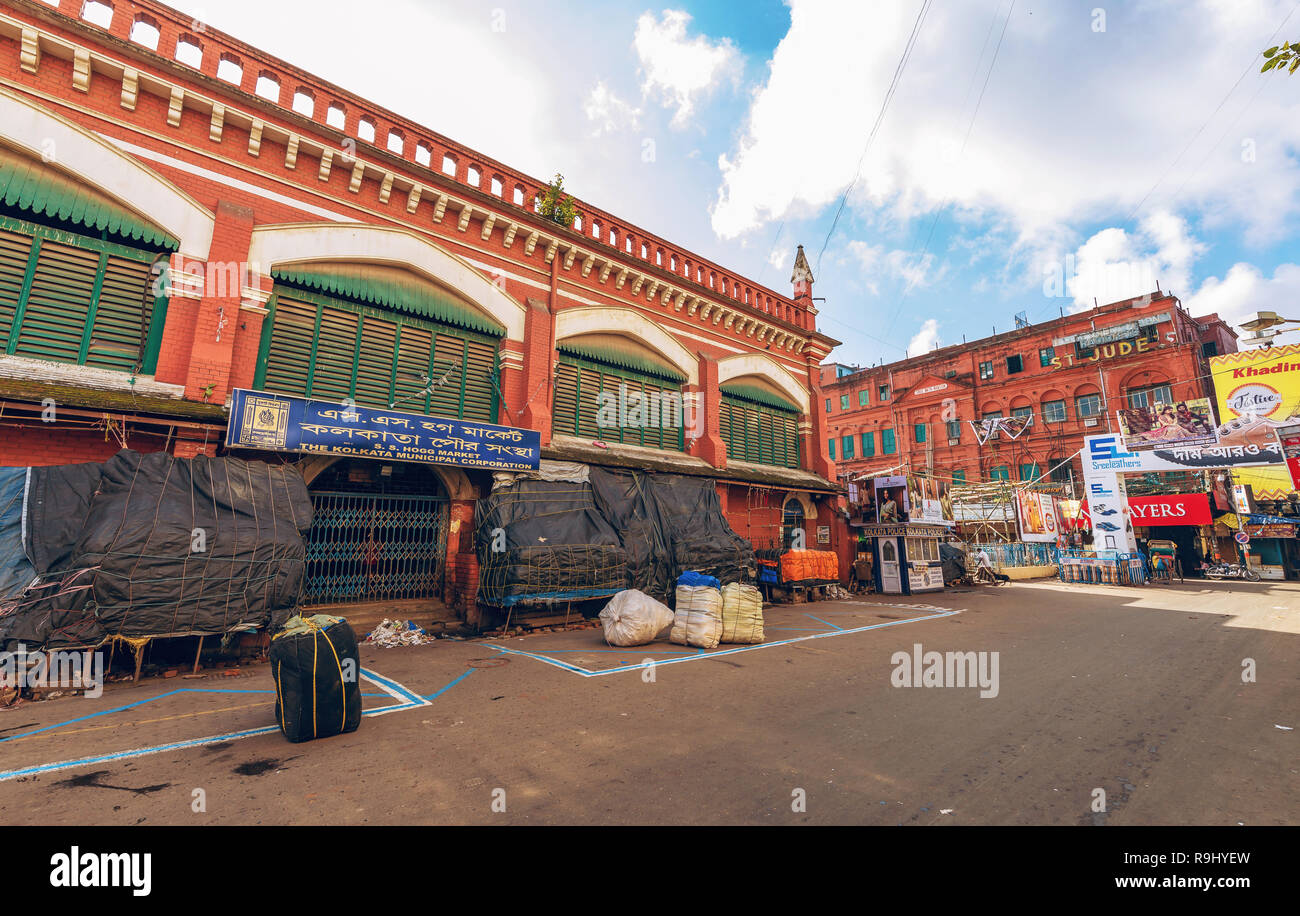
[225,389,541,472]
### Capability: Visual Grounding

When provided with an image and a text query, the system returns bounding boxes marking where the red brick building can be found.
[0,0,840,616]
[820,293,1238,494]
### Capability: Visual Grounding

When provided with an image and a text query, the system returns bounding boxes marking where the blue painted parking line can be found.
[803,613,842,631]
[0,666,450,782]
[492,608,963,678]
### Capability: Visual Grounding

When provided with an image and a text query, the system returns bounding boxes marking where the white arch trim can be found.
[716,352,810,414]
[0,85,214,256]
[246,223,525,340]
[554,306,699,386]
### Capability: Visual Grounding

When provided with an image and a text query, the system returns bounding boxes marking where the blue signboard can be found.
[225,389,540,472]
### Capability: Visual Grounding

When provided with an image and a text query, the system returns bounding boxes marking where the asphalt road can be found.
[1,578,1296,825]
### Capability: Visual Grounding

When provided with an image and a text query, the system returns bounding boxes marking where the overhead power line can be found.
[813,0,935,277]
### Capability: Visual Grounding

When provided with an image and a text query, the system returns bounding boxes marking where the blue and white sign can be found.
[226,388,541,472]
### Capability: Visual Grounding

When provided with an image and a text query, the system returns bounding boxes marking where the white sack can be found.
[599,589,676,647]
[670,585,723,649]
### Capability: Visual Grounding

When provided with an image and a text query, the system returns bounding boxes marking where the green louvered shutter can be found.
[259,285,501,421]
[720,393,799,468]
[353,314,397,409]
[578,366,602,439]
[554,353,684,451]
[553,361,579,436]
[262,295,316,397]
[462,337,497,422]
[0,228,34,346]
[310,305,360,402]
[427,334,466,419]
[11,239,101,364]
[85,253,152,371]
[393,323,433,411]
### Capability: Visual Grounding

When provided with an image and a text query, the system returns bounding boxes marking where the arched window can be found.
[782,498,806,549]
[129,16,160,50]
[81,1,113,29]
[513,185,525,206]
[441,154,457,177]
[466,165,481,187]
[415,143,432,167]
[357,117,376,143]
[175,35,203,69]
[387,130,404,154]
[292,89,314,117]
[217,55,243,85]
[255,72,281,103]
[490,175,503,196]
[326,103,346,129]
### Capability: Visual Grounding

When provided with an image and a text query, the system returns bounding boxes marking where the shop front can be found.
[1217,513,1298,580]
[224,387,541,615]
[1123,492,1214,578]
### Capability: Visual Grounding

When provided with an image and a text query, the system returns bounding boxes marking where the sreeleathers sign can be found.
[226,388,541,471]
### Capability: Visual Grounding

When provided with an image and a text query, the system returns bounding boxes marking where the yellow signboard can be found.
[1208,344,1300,499]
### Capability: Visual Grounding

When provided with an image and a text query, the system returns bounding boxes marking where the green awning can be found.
[558,340,687,383]
[0,146,177,249]
[272,263,505,337]
[721,382,800,413]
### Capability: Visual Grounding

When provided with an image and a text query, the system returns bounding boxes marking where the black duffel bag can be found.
[270,615,362,742]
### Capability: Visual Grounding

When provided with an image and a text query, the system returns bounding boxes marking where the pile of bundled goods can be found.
[475,479,629,609]
[0,450,312,652]
[363,619,436,648]
[477,466,755,609]
[598,589,675,647]
[594,469,755,594]
[720,582,765,644]
[778,549,840,587]
[270,614,361,743]
[824,583,854,600]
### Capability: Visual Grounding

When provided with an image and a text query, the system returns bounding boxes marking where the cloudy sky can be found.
[170,0,1300,368]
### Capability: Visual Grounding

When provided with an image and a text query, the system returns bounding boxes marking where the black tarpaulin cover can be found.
[25,461,103,576]
[631,470,754,591]
[270,615,362,743]
[476,468,754,608]
[475,479,628,608]
[0,450,314,650]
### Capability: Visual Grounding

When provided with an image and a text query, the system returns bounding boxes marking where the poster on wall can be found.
[873,476,909,524]
[1116,397,1218,451]
[1209,345,1300,498]
[906,476,955,526]
[1277,423,1300,492]
[1014,490,1061,542]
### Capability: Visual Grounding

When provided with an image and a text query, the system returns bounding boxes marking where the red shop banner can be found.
[1081,493,1212,527]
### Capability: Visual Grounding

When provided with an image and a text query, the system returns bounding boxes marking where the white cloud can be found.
[711,0,1300,246]
[1185,262,1300,331]
[584,82,641,136]
[1047,210,1206,310]
[634,10,740,129]
[844,239,942,296]
[908,318,941,356]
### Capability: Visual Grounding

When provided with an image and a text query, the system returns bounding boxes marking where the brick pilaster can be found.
[183,201,256,405]
[689,353,726,467]
[518,298,554,444]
